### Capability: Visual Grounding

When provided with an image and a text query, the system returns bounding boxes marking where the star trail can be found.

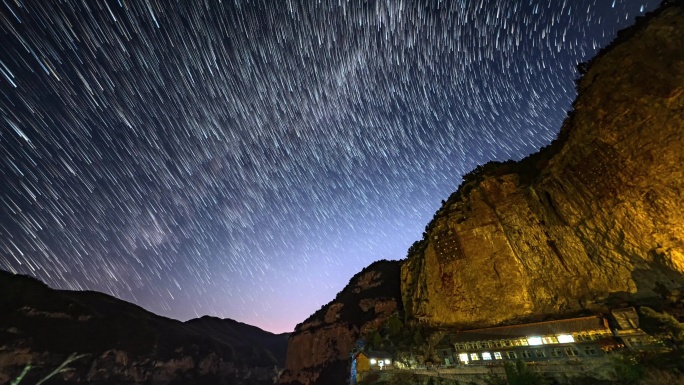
[1,0,655,333]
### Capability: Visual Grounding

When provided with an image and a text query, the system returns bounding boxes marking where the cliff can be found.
[279,260,402,385]
[402,1,684,328]
[0,271,289,385]
[281,2,684,384]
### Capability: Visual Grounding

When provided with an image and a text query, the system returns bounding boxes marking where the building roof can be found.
[359,351,393,359]
[452,316,607,343]
[611,307,640,330]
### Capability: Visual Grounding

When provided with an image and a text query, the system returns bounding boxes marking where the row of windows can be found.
[460,346,599,362]
[626,337,651,347]
[454,332,611,351]
[455,338,530,350]
[574,332,612,342]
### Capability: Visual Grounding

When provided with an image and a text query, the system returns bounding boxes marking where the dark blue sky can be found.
[0,0,656,333]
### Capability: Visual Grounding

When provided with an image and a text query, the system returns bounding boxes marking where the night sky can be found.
[1,0,656,333]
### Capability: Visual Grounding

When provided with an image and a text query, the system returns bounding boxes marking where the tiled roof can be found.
[611,307,640,330]
[359,351,393,359]
[452,316,607,343]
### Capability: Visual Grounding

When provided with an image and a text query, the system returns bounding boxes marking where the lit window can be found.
[370,359,377,365]
[507,351,517,359]
[459,353,469,364]
[557,334,574,343]
[470,353,479,361]
[384,359,391,365]
[494,352,503,360]
[482,352,492,360]
[518,338,529,346]
[527,336,543,346]
[542,336,558,344]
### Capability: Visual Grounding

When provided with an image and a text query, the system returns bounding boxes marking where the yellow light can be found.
[557,334,575,343]
[370,359,376,364]
[384,359,391,365]
[527,336,543,346]
[459,353,469,364]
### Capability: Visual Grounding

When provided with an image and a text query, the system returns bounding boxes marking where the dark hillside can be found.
[0,270,288,385]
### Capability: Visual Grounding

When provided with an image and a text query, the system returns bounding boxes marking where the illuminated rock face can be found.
[282,4,684,385]
[279,261,401,385]
[401,3,684,328]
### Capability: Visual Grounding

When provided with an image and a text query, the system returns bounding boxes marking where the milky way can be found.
[0,0,655,332]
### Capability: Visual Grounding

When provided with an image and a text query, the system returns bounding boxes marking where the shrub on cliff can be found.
[386,313,403,338]
[639,307,684,348]
[357,372,380,385]
[640,368,684,385]
[484,360,549,385]
[611,351,645,385]
[386,371,418,385]
[611,349,684,384]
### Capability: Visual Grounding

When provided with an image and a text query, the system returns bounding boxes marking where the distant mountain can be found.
[0,270,289,385]
[185,316,289,367]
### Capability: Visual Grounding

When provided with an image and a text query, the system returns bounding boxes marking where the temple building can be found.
[352,351,394,383]
[349,308,660,385]
[610,308,654,348]
[438,308,657,366]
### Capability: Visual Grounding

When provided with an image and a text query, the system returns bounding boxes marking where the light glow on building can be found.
[557,334,575,343]
[370,359,376,365]
[459,353,469,364]
[527,336,543,346]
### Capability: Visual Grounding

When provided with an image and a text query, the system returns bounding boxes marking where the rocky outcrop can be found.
[279,260,402,385]
[0,271,289,385]
[280,4,684,384]
[402,2,684,328]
